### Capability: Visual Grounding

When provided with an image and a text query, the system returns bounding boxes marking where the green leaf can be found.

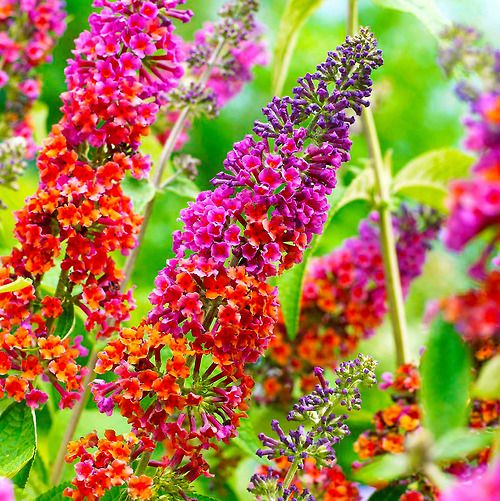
[392,148,474,211]
[272,0,324,95]
[13,455,34,489]
[276,253,309,341]
[30,102,49,145]
[35,483,71,501]
[473,355,500,400]
[163,176,199,200]
[122,176,156,213]
[370,0,448,37]
[52,302,75,339]
[191,494,223,501]
[433,428,493,463]
[0,403,37,477]
[331,168,374,217]
[0,276,32,293]
[368,485,407,500]
[353,453,412,484]
[420,317,472,439]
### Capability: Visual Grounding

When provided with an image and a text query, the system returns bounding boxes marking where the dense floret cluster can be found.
[255,207,439,403]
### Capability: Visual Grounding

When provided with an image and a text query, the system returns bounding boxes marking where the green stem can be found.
[121,38,226,288]
[347,0,409,366]
[51,347,99,485]
[282,459,300,491]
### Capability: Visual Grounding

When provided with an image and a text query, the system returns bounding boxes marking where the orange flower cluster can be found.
[64,430,153,501]
[90,262,278,484]
[254,208,439,404]
[255,457,360,501]
[354,362,497,500]
[440,270,499,359]
[0,0,189,409]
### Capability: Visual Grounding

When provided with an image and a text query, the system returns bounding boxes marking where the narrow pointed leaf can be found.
[370,0,448,37]
[420,317,471,439]
[353,453,412,484]
[433,428,493,463]
[52,302,75,339]
[272,0,324,95]
[0,276,32,294]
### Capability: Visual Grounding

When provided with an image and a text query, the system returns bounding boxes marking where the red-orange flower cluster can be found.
[0,0,190,409]
[64,430,153,501]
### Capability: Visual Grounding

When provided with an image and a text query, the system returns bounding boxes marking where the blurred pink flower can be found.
[441,460,500,501]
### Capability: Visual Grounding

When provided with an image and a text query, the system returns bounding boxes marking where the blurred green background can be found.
[0,1,498,495]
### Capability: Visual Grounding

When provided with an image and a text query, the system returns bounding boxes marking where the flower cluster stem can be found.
[121,38,226,287]
[51,347,98,485]
[282,459,300,491]
[347,0,409,366]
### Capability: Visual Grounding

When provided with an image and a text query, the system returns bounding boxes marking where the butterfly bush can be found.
[0,0,191,410]
[441,30,500,277]
[441,459,500,501]
[249,355,377,501]
[0,0,66,157]
[250,459,360,501]
[255,206,440,403]
[156,0,267,149]
[63,29,383,499]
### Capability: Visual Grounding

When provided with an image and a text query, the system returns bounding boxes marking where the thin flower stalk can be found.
[348,0,410,366]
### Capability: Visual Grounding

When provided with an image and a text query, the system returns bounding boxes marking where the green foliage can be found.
[370,0,448,37]
[392,148,474,211]
[432,428,493,463]
[272,0,324,95]
[0,403,37,478]
[473,355,500,399]
[192,494,224,501]
[353,452,412,483]
[276,255,308,341]
[163,176,200,199]
[122,177,157,213]
[52,302,75,339]
[0,276,32,293]
[12,456,35,489]
[368,485,407,500]
[332,168,374,216]
[35,483,71,501]
[420,318,472,439]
